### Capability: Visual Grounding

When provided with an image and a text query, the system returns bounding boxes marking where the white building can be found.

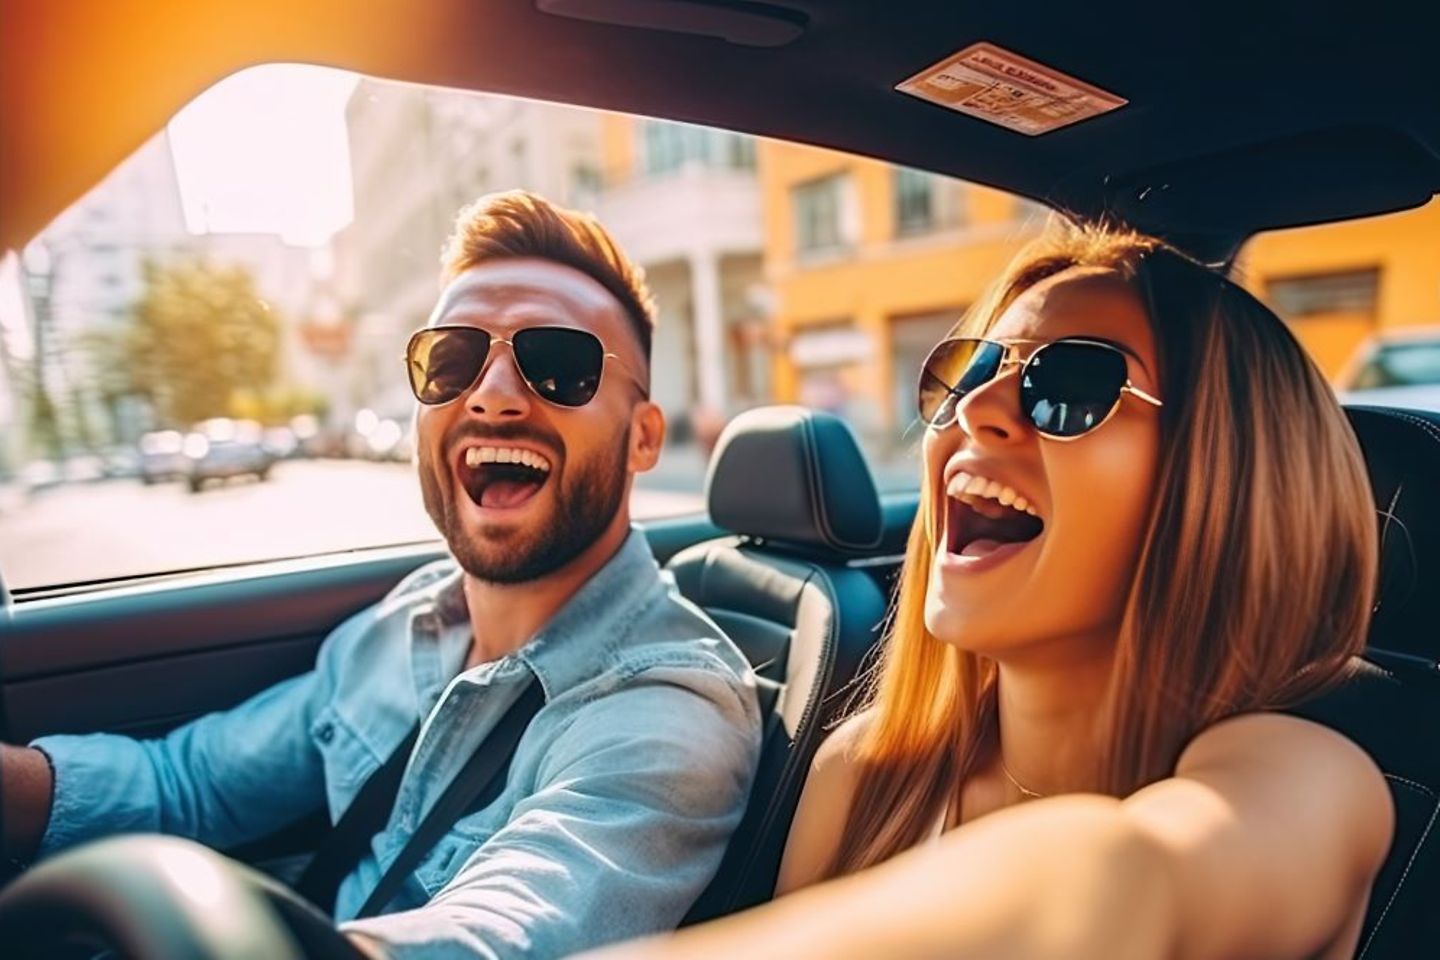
[331,79,605,423]
[25,131,192,447]
[595,118,769,432]
[22,128,335,446]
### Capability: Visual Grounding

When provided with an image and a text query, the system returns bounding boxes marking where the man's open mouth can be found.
[457,445,554,510]
[945,472,1045,560]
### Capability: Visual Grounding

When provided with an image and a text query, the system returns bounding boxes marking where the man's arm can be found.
[340,673,761,960]
[581,713,1392,960]
[20,668,329,860]
[0,743,54,865]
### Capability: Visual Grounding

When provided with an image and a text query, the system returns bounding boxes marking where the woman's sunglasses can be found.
[918,336,1163,440]
[405,324,647,407]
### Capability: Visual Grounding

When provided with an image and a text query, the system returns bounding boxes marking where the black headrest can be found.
[1345,405,1440,663]
[706,406,883,556]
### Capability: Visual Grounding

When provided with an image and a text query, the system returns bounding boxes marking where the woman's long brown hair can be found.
[827,223,1378,877]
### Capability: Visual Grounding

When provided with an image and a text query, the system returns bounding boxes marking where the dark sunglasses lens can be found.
[918,339,1004,425]
[407,328,491,404]
[513,328,605,407]
[1020,342,1129,437]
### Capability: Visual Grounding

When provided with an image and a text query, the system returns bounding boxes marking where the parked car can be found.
[1337,326,1440,412]
[16,460,63,495]
[60,455,107,484]
[261,426,300,460]
[138,430,188,484]
[183,419,274,492]
[100,446,142,480]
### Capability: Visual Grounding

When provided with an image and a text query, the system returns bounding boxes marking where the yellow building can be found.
[1237,200,1440,378]
[759,140,1044,445]
[760,137,1439,439]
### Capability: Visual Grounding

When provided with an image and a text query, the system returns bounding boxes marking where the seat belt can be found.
[295,681,544,917]
[296,724,421,914]
[355,680,545,919]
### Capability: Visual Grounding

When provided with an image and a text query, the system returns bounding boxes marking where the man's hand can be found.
[0,744,54,869]
[346,931,392,959]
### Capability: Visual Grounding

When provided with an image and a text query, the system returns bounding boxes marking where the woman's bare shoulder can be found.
[1176,711,1391,835]
[1180,711,1384,782]
[813,709,876,772]
[775,710,876,896]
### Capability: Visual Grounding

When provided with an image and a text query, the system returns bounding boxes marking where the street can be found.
[0,457,707,592]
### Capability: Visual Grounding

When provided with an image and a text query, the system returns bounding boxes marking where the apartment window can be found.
[640,120,755,176]
[509,140,528,184]
[793,174,852,256]
[1268,269,1380,316]
[890,309,962,433]
[724,134,756,170]
[894,168,936,235]
[570,162,601,208]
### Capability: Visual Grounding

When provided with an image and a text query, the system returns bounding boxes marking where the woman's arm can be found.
[773,714,869,896]
[583,713,1392,960]
[1120,712,1393,959]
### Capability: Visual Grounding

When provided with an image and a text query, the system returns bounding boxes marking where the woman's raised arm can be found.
[582,713,1391,960]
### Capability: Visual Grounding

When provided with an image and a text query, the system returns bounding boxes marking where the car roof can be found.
[3,0,1437,258]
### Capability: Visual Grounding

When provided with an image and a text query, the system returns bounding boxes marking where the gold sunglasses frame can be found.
[404,323,649,407]
[922,336,1163,441]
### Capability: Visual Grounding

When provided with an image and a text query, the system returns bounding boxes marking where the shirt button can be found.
[316,722,335,744]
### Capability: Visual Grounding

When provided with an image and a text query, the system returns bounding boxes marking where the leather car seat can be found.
[670,406,889,923]
[1288,405,1440,959]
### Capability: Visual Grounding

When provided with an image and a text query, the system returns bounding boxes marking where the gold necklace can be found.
[1000,758,1047,799]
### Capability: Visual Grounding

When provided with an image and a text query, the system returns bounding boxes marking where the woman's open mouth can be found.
[944,471,1045,571]
[456,445,554,511]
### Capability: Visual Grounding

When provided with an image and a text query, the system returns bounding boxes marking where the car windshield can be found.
[1350,340,1440,388]
[0,63,1436,593]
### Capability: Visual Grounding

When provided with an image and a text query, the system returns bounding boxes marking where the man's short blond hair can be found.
[441,190,657,360]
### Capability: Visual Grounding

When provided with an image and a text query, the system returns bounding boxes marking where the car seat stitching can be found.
[1381,774,1436,799]
[729,566,838,909]
[1374,409,1440,447]
[801,417,832,549]
[1373,481,1415,614]
[1358,775,1439,958]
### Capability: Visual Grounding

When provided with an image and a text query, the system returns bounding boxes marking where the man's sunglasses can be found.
[405,325,646,407]
[918,336,1163,440]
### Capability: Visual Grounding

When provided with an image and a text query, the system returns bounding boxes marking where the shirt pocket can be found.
[413,816,497,899]
[309,704,380,819]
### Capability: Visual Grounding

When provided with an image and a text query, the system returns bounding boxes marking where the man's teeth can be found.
[463,446,552,472]
[946,471,1039,516]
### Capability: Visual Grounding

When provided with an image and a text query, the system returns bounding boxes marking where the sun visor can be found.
[1102,127,1438,239]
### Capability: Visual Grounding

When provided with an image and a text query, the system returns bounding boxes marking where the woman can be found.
[586,224,1392,960]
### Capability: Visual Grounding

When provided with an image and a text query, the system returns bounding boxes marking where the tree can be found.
[127,258,281,427]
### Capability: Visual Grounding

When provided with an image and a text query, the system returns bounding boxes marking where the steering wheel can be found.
[0,835,365,960]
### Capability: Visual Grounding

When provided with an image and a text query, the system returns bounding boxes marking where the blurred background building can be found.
[1236,202,1440,378]
[756,139,1049,450]
[1,68,1437,475]
[595,115,768,443]
[330,80,607,430]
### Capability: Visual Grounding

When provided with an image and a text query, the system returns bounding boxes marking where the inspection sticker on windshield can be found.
[896,42,1126,136]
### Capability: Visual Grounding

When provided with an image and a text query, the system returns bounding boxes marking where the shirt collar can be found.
[408,526,662,702]
[516,527,661,699]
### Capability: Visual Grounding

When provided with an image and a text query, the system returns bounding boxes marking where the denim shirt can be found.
[33,529,762,959]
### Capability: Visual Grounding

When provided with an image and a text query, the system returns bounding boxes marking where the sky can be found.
[167,64,360,247]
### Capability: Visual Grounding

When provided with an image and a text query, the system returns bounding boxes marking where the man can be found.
[0,191,762,958]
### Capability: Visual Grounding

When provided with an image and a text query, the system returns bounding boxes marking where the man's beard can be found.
[419,426,630,584]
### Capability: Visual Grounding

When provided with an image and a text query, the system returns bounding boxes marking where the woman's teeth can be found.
[945,471,1039,517]
[463,446,551,472]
